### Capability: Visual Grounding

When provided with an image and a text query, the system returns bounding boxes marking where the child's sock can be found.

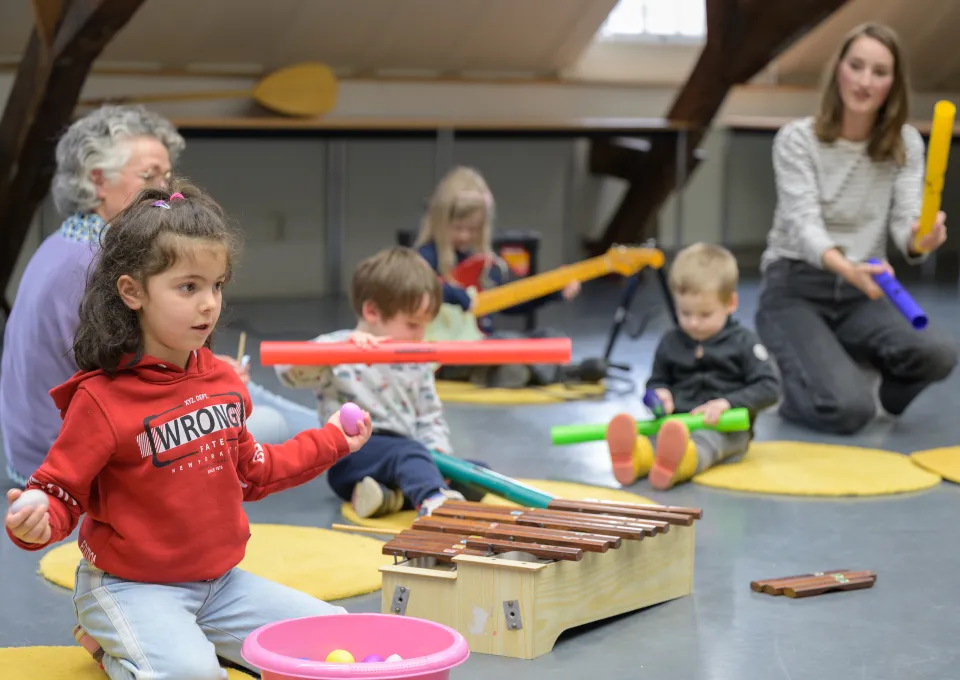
[351,476,404,518]
[605,413,654,486]
[649,420,699,490]
[418,488,466,517]
[73,624,105,670]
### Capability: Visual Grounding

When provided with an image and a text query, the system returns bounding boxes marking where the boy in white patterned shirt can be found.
[276,247,466,517]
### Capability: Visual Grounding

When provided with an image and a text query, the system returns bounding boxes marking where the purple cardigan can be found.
[1,214,102,483]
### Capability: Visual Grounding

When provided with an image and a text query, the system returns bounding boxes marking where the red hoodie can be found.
[6,348,350,583]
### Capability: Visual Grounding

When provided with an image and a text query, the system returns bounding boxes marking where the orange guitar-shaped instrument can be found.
[426,245,665,342]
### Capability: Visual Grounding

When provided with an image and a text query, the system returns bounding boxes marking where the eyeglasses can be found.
[138,169,173,188]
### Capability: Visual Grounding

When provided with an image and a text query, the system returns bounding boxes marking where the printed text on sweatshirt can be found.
[6,348,351,583]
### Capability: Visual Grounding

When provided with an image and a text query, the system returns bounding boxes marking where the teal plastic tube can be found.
[550,407,751,446]
[431,450,554,508]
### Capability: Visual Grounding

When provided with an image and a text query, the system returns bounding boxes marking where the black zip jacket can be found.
[645,317,781,418]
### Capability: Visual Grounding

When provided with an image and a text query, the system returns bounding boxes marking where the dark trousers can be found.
[755,259,957,434]
[326,433,447,508]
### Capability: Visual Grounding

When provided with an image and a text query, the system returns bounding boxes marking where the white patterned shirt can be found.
[761,116,927,271]
[274,329,452,453]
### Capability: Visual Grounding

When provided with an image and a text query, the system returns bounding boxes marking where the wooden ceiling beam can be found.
[589,0,853,254]
[0,0,146,300]
[30,0,64,50]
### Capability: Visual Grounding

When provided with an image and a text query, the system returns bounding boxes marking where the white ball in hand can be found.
[9,489,50,514]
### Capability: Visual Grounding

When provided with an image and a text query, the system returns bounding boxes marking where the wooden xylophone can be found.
[750,569,877,598]
[375,498,702,660]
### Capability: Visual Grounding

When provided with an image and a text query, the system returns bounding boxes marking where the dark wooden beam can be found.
[589,0,852,253]
[31,0,64,50]
[0,0,146,298]
[589,137,652,182]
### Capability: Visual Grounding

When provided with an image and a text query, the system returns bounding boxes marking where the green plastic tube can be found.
[550,407,751,446]
[431,450,554,508]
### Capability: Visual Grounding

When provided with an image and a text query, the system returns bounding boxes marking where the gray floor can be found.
[3,277,960,679]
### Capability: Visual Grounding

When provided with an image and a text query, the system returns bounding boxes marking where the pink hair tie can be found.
[169,192,184,200]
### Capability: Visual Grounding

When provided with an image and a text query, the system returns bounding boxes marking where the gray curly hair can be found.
[51,105,186,216]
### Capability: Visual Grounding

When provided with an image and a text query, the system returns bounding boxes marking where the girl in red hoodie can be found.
[4,182,372,679]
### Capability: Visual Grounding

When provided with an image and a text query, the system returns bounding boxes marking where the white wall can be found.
[3,40,958,301]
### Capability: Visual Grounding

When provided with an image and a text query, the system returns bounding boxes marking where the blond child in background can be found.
[606,243,781,490]
[414,165,581,388]
[276,246,474,518]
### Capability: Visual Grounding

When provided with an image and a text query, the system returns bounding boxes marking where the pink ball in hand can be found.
[339,402,364,436]
[9,489,49,514]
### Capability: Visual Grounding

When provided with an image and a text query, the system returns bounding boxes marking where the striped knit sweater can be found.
[760,116,927,271]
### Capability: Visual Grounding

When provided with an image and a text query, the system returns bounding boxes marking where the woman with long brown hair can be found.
[755,22,956,435]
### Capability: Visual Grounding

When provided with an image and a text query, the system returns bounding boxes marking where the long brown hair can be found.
[814,22,910,164]
[73,180,241,373]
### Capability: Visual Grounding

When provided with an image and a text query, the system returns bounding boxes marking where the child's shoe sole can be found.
[73,625,105,669]
[649,419,689,490]
[606,413,639,486]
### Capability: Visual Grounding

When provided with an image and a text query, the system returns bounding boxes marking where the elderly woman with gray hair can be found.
[1,105,309,487]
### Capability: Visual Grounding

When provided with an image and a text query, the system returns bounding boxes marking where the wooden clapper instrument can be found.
[425,245,664,342]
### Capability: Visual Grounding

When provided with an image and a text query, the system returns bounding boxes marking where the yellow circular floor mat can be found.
[693,441,942,496]
[0,646,253,679]
[39,523,392,600]
[910,447,960,484]
[341,478,657,533]
[435,379,605,405]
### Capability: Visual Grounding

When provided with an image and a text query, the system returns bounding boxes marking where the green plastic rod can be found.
[550,407,751,446]
[430,450,555,508]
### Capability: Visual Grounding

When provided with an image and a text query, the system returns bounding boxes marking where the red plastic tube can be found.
[259,338,572,366]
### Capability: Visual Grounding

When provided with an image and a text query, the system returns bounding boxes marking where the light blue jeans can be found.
[245,380,320,444]
[73,559,346,679]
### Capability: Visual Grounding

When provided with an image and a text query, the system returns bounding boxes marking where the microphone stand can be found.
[566,240,675,386]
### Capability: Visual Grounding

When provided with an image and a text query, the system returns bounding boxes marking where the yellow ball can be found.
[325,649,355,664]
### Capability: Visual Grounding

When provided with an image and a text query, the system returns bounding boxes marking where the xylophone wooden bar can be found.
[750,569,849,594]
[437,499,672,532]
[544,499,696,526]
[751,569,876,598]
[411,515,619,552]
[547,498,703,520]
[429,502,656,540]
[378,497,702,660]
[385,529,585,562]
[783,573,876,598]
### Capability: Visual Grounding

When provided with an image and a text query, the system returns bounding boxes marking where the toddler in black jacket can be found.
[607,243,781,490]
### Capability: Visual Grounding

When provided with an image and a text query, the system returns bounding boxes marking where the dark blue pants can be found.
[326,433,448,508]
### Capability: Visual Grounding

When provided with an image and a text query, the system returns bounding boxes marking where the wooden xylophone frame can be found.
[377,498,702,660]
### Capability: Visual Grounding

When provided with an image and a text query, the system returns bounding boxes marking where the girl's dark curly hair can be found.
[73,179,241,374]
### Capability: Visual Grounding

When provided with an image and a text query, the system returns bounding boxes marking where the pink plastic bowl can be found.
[241,613,470,679]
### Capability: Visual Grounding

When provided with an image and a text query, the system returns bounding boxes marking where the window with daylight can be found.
[597,0,706,41]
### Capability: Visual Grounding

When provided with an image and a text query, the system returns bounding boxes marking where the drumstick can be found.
[237,332,250,369]
[330,523,403,536]
[237,332,246,361]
